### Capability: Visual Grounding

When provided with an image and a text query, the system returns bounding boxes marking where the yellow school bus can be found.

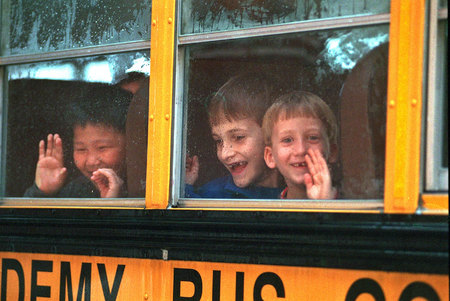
[0,0,448,300]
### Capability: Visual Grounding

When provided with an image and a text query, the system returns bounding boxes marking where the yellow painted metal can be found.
[384,0,426,213]
[1,252,448,300]
[146,0,176,208]
[422,194,449,211]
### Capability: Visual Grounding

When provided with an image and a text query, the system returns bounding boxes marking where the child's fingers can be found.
[304,173,313,190]
[38,140,45,160]
[192,155,199,174]
[92,168,123,198]
[95,168,122,186]
[313,149,327,169]
[305,153,317,176]
[46,134,53,157]
[59,167,67,179]
[54,134,64,163]
[185,155,192,169]
[307,149,327,175]
[91,170,109,188]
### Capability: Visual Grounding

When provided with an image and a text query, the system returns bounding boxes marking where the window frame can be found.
[0,36,150,209]
[173,13,391,211]
[173,21,389,211]
[170,0,450,213]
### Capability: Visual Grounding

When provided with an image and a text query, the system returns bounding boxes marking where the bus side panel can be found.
[1,252,448,300]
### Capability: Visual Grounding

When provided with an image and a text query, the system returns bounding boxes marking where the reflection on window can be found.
[181,0,390,34]
[4,52,150,197]
[426,10,448,191]
[183,25,389,200]
[1,0,151,56]
[441,21,448,169]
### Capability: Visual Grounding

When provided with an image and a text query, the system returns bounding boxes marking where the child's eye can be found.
[234,135,245,141]
[214,139,223,147]
[307,135,320,142]
[74,148,86,153]
[281,137,293,143]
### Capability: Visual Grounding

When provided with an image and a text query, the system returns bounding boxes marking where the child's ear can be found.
[328,143,339,163]
[264,146,277,169]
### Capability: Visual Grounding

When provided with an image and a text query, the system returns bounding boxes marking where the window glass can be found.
[1,0,151,56]
[425,11,448,192]
[4,51,149,197]
[182,25,389,200]
[181,0,390,35]
[440,20,448,169]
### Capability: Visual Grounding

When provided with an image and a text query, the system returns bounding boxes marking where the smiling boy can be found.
[24,85,131,198]
[262,91,338,199]
[185,74,283,199]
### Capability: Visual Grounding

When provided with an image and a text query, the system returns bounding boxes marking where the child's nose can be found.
[86,152,100,166]
[220,141,236,160]
[293,139,307,155]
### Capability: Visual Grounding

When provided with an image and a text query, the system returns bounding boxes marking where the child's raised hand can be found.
[185,154,199,185]
[35,134,67,195]
[304,148,336,200]
[91,168,124,198]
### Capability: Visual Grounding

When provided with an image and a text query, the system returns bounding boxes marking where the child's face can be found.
[211,116,270,188]
[265,116,333,188]
[73,123,126,180]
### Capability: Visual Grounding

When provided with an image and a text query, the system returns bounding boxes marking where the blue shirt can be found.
[185,175,282,199]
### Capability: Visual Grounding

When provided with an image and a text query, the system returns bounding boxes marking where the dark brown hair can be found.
[207,73,279,126]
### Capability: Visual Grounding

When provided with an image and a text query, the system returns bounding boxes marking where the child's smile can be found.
[229,161,248,174]
[292,162,307,168]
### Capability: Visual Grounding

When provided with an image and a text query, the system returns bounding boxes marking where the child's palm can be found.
[36,157,67,194]
[185,155,199,185]
[34,134,67,195]
[305,149,334,200]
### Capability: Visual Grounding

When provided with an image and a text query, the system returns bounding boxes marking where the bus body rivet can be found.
[144,293,149,300]
[389,100,395,108]
[168,17,173,24]
[165,114,170,120]
[412,99,417,106]
[150,115,154,121]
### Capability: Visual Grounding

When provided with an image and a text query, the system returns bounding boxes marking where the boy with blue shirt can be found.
[185,74,283,199]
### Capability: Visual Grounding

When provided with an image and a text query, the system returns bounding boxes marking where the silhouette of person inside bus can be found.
[115,71,149,198]
[262,91,338,199]
[24,86,132,198]
[185,73,284,198]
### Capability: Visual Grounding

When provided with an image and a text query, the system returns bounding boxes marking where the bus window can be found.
[1,0,151,204]
[181,0,390,35]
[179,23,389,203]
[3,52,149,198]
[1,0,151,56]
[425,1,448,192]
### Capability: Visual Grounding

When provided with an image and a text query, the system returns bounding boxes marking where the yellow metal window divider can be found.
[146,0,176,209]
[384,0,426,213]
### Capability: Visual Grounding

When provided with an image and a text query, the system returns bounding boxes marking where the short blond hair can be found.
[262,91,338,154]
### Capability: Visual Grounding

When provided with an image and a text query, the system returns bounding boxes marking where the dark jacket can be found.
[24,176,100,198]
